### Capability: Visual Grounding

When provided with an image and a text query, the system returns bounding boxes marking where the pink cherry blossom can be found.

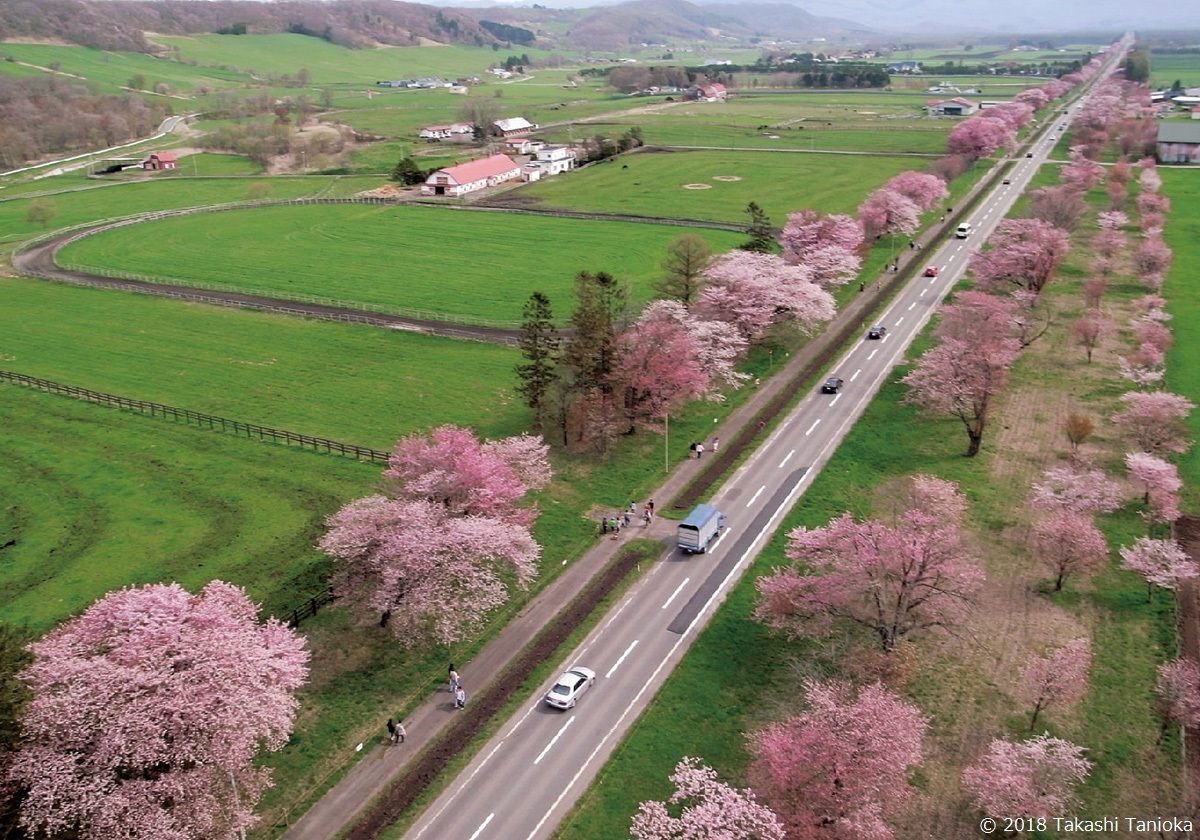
[963,735,1091,819]
[631,757,785,840]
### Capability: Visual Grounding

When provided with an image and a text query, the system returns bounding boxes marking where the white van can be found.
[955,223,972,239]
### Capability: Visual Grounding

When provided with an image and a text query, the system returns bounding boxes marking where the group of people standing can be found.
[601,499,655,534]
[690,437,719,458]
[383,662,469,746]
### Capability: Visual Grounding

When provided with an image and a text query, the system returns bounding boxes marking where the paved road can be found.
[396,58,1120,840]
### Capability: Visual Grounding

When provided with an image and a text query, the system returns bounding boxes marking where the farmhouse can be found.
[521,145,577,181]
[503,137,544,155]
[142,152,177,170]
[493,117,538,136]
[925,97,979,116]
[420,154,522,197]
[685,82,727,102]
[887,61,921,74]
[419,123,473,141]
[1156,121,1200,164]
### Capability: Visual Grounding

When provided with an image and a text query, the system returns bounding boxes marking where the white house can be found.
[420,154,522,197]
[420,125,453,140]
[533,145,576,175]
[925,97,979,116]
[493,117,538,136]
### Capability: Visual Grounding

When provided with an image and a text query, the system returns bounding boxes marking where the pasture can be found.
[1162,169,1200,502]
[0,43,251,93]
[509,149,926,223]
[1151,53,1200,87]
[56,203,747,320]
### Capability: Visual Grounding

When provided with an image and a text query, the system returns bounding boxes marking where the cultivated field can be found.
[0,42,251,93]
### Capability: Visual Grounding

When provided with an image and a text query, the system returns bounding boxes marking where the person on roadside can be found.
[392,719,406,744]
[449,668,460,693]
[455,686,466,710]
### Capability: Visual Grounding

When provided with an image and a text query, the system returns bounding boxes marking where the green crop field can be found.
[512,149,924,223]
[1151,53,1200,87]
[1163,169,1200,504]
[150,34,565,85]
[0,43,251,93]
[56,203,746,321]
[0,278,527,449]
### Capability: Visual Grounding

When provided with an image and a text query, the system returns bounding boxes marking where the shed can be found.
[1157,121,1200,164]
[142,152,177,170]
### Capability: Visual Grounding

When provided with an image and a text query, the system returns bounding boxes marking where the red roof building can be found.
[420,154,522,197]
[142,152,177,170]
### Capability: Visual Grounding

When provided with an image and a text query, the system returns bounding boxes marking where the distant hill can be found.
[0,0,505,53]
[455,0,873,50]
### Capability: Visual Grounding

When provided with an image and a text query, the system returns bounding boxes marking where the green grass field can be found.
[0,277,528,449]
[1150,53,1200,88]
[0,43,252,93]
[512,149,925,223]
[1162,169,1200,506]
[56,203,745,321]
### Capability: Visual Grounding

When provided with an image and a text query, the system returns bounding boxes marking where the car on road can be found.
[545,666,596,709]
[955,223,972,239]
[821,376,843,394]
[1026,152,1034,158]
[1002,178,1011,184]
[867,326,887,340]
[923,265,939,277]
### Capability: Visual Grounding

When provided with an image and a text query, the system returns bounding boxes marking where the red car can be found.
[923,265,939,277]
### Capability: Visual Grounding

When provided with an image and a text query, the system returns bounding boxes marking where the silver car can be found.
[544,666,596,709]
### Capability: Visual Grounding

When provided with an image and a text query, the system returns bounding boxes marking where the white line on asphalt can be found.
[468,813,495,840]
[830,393,841,405]
[908,302,917,310]
[605,640,639,679]
[868,348,878,360]
[850,369,862,382]
[746,485,766,507]
[896,316,904,325]
[920,288,928,296]
[661,580,690,610]
[778,449,795,469]
[805,419,820,436]
[533,717,575,766]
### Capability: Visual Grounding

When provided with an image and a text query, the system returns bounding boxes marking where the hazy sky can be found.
[732,0,1197,32]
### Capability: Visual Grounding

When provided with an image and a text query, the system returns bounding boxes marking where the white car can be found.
[545,666,596,709]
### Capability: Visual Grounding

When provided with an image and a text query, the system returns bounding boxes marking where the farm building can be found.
[421,154,522,197]
[493,117,538,136]
[1157,121,1200,164]
[685,82,727,102]
[887,61,921,74]
[503,137,544,155]
[142,152,177,170]
[925,97,979,116]
[419,123,473,141]
[522,145,577,181]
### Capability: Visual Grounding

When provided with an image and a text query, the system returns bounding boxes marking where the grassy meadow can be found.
[56,203,746,321]
[512,148,926,222]
[0,42,252,93]
[1162,169,1200,505]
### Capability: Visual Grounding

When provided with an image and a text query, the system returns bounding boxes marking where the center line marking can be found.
[534,718,575,765]
[850,368,862,381]
[605,640,639,679]
[868,348,878,360]
[908,302,917,310]
[896,316,904,325]
[830,393,841,405]
[468,814,495,840]
[661,578,690,610]
[747,485,766,507]
[778,449,795,468]
[805,419,821,436]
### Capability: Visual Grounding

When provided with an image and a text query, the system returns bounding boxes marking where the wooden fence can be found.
[283,587,337,628]
[0,370,390,463]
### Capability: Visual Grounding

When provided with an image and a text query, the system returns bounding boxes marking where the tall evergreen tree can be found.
[390,156,426,186]
[561,271,626,394]
[655,234,712,305]
[514,292,560,429]
[740,201,775,253]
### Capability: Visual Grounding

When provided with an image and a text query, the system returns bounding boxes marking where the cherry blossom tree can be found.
[1059,151,1106,193]
[1137,191,1170,216]
[1139,166,1163,193]
[931,153,969,182]
[883,170,949,211]
[857,188,920,241]
[1126,451,1182,529]
[638,299,748,390]
[947,116,1016,161]
[1119,537,1199,600]
[608,310,712,433]
[1097,210,1129,231]
[778,210,864,288]
[320,496,539,643]
[695,251,835,344]
[1135,318,1173,355]
[1016,638,1092,728]
[1132,237,1172,279]
[1112,391,1195,455]
[935,290,1018,346]
[1029,185,1087,231]
[747,681,928,840]
[1082,276,1107,309]
[9,582,308,840]
[631,757,785,840]
[1030,466,1123,515]
[969,219,1071,296]
[1071,311,1111,363]
[1155,659,1200,731]
[756,475,983,651]
[902,331,1019,457]
[962,735,1091,819]
[384,424,551,526]
[1031,512,1110,592]
[1092,227,1125,260]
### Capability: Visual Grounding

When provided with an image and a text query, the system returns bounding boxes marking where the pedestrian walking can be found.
[908,240,915,250]
[859,282,865,291]
[386,718,396,743]
[648,499,654,514]
[393,719,406,744]
[449,668,460,693]
[689,441,697,457]
[712,437,719,453]
[455,686,466,709]
[623,512,631,527]
[629,502,637,515]
[601,518,609,534]
[696,442,705,458]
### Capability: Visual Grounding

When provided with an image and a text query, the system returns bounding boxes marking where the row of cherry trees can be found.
[628,41,1186,839]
